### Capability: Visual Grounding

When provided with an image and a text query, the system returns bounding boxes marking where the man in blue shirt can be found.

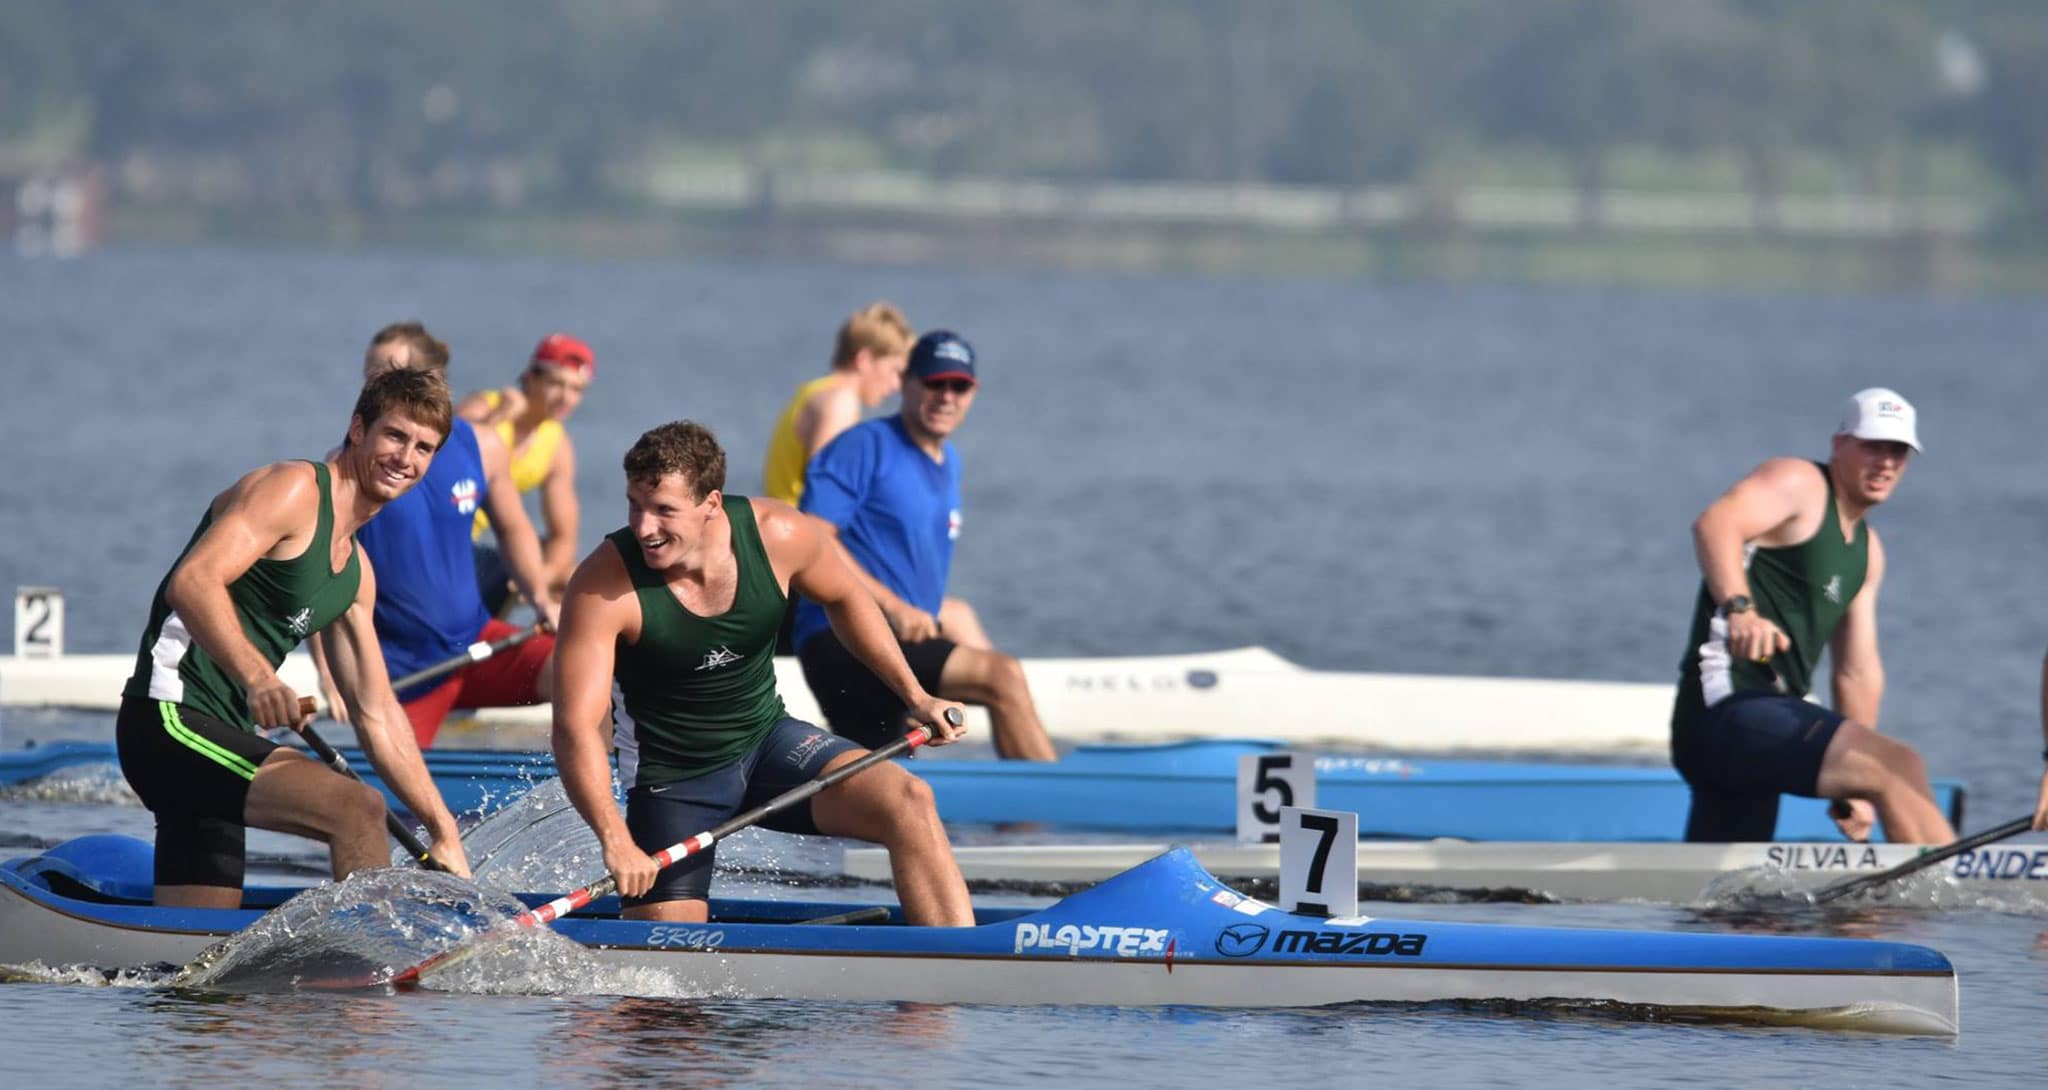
[794,330,1056,760]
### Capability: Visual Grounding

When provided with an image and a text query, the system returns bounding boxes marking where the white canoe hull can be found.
[0,875,1955,1035]
[585,947,1955,1034]
[0,647,1672,754]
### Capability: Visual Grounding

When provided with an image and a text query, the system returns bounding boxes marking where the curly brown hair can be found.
[623,421,727,499]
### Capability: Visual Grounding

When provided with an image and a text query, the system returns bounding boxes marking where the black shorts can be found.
[115,696,284,889]
[1671,691,1845,842]
[796,628,955,750]
[623,717,862,907]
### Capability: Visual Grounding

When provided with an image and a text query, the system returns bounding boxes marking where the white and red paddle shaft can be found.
[388,622,547,693]
[389,717,947,987]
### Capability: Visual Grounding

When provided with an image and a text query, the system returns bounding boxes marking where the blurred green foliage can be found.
[4,1,2043,226]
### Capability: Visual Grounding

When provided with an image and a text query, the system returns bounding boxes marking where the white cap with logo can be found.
[1837,387,1921,453]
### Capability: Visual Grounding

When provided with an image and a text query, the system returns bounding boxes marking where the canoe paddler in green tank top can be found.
[1671,387,1955,846]
[114,368,473,908]
[553,420,974,926]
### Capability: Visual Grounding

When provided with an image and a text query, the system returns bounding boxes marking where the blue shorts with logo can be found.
[1670,691,1845,842]
[623,717,862,907]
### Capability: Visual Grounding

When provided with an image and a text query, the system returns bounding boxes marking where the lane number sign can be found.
[1237,751,1315,842]
[14,587,64,658]
[1279,805,1359,918]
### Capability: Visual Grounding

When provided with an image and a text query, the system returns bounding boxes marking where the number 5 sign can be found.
[14,587,64,658]
[1236,751,1314,843]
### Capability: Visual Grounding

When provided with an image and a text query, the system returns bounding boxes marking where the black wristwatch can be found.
[1718,594,1755,617]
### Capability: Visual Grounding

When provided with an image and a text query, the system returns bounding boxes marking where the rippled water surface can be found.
[4,250,2048,1085]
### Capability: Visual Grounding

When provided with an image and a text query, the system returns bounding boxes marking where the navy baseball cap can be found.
[907,330,976,385]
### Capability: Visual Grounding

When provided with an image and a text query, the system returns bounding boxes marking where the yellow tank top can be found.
[472,389,566,539]
[761,374,846,506]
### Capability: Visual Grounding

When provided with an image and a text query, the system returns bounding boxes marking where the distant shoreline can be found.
[102,204,2048,296]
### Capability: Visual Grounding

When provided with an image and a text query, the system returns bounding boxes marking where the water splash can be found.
[172,867,509,992]
[0,961,176,988]
[170,851,713,999]
[0,764,142,806]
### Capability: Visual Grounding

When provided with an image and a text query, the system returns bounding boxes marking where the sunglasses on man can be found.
[922,378,976,394]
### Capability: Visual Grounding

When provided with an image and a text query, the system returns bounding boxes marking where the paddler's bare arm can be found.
[1828,531,1886,727]
[551,543,659,896]
[810,517,940,642]
[1692,457,1821,666]
[2035,650,2048,831]
[321,552,470,874]
[476,424,558,628]
[762,500,965,744]
[164,462,321,731]
[801,385,861,458]
[537,433,580,591]
[457,386,524,426]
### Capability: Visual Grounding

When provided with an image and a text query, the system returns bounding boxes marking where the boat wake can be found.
[1700,865,2048,916]
[1383,996,1954,1036]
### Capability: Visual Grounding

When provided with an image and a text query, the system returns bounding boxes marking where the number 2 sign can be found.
[14,587,64,658]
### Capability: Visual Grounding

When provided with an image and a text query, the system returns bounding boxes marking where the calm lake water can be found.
[3,248,2047,1084]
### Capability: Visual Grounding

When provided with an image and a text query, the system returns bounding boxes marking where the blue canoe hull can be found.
[0,738,1966,842]
[0,835,1959,1032]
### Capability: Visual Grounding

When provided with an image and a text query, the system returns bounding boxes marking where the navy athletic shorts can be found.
[115,695,285,890]
[1671,691,1845,842]
[622,717,862,907]
[795,628,955,750]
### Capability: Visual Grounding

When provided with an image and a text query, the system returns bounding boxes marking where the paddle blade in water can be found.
[172,867,516,993]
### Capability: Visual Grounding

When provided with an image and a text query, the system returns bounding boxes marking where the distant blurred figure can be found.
[1671,387,1953,845]
[794,330,1055,761]
[312,322,558,749]
[763,302,992,651]
[459,333,593,615]
[2035,651,2048,831]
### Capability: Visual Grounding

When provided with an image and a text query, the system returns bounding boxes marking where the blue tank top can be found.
[793,416,961,651]
[355,419,492,697]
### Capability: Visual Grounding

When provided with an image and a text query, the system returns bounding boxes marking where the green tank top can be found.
[610,495,788,786]
[1673,461,1868,726]
[123,461,362,729]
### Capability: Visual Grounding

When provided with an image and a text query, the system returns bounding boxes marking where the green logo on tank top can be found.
[1822,575,1842,604]
[287,606,312,637]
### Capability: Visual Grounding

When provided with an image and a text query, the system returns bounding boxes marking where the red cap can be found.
[531,333,594,375]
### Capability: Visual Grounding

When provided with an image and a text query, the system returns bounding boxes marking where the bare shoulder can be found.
[219,460,320,517]
[1745,456,1827,491]
[749,496,806,539]
[455,387,497,422]
[1728,456,1829,513]
[566,536,634,603]
[470,418,504,458]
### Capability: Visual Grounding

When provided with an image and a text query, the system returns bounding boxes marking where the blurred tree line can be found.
[2,0,2043,227]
